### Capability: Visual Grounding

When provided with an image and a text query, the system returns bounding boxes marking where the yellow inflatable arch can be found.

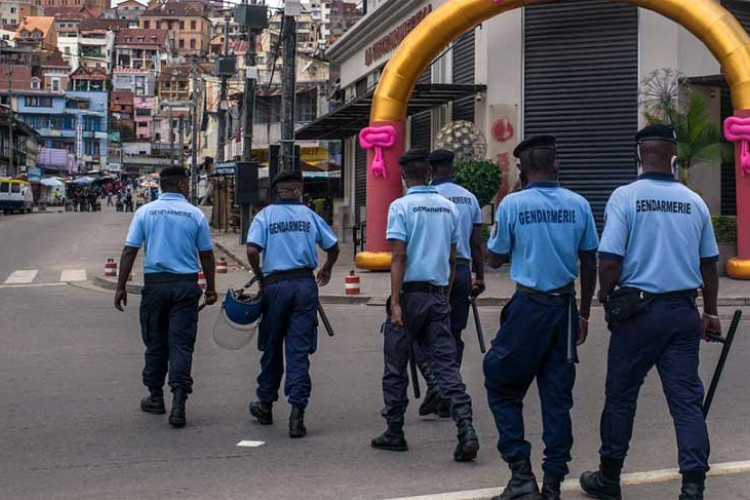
[357,0,750,279]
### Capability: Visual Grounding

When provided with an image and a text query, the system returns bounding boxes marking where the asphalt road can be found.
[1,209,750,500]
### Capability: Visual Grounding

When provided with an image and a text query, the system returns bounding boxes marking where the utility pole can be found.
[216,15,231,163]
[239,0,259,244]
[191,56,199,203]
[168,104,175,167]
[6,67,14,178]
[178,116,185,170]
[280,9,297,173]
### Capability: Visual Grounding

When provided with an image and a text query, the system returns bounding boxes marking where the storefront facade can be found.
[299,0,749,242]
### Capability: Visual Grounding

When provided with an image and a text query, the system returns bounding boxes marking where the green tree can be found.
[453,159,503,208]
[645,92,726,185]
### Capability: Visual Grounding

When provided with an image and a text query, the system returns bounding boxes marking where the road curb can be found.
[92,275,750,308]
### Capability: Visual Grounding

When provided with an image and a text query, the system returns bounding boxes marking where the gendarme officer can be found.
[371,148,479,462]
[580,125,721,500]
[246,170,339,438]
[485,136,599,500]
[115,166,218,428]
[415,149,486,418]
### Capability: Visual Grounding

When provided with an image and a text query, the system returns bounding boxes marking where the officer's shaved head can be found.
[399,148,431,184]
[518,147,557,174]
[639,139,677,172]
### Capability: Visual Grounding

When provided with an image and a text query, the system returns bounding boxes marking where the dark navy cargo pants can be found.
[382,290,473,427]
[140,279,202,393]
[256,276,318,408]
[599,298,709,474]
[483,292,577,478]
[450,262,473,365]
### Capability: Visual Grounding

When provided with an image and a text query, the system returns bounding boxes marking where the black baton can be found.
[317,302,335,337]
[409,345,421,399]
[471,297,487,354]
[703,310,742,418]
[566,294,579,364]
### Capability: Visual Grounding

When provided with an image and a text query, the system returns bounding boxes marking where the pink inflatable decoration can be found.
[724,116,750,176]
[359,125,396,178]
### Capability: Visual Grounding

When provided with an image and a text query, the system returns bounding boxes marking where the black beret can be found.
[636,124,677,144]
[429,149,455,165]
[160,167,190,179]
[272,169,303,187]
[399,148,429,165]
[513,135,557,158]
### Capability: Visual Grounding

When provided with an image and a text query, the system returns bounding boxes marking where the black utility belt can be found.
[604,287,697,326]
[264,268,314,286]
[402,282,449,295]
[516,282,575,296]
[144,272,198,285]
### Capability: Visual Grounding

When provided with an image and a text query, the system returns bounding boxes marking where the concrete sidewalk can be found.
[207,228,750,307]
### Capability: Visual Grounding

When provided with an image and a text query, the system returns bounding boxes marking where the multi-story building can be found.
[114,28,171,73]
[133,95,154,140]
[310,1,360,46]
[139,1,211,58]
[39,49,70,92]
[77,18,129,74]
[44,5,98,33]
[0,1,43,31]
[14,16,56,50]
[69,66,108,169]
[112,0,147,25]
[112,68,155,96]
[32,0,107,11]
[0,105,38,177]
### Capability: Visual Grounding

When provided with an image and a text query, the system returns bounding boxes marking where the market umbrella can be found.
[71,176,95,185]
[41,178,65,188]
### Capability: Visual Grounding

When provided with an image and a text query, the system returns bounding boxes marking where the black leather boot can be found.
[249,401,273,425]
[289,405,307,438]
[437,399,451,418]
[454,420,479,462]
[579,458,623,500]
[168,388,188,428]
[140,387,166,415]
[418,362,442,416]
[541,474,562,500]
[371,425,408,452]
[492,459,540,500]
[679,472,705,500]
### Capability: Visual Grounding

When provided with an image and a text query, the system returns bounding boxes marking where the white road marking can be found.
[59,269,87,282]
[236,440,265,448]
[382,460,750,500]
[0,282,68,290]
[4,270,38,285]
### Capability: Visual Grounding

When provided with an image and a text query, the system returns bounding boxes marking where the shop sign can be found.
[364,5,432,67]
[27,166,42,182]
[488,104,518,203]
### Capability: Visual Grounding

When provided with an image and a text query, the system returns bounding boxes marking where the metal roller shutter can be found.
[524,0,639,225]
[411,69,432,149]
[452,30,476,122]
[355,142,367,224]
[720,0,748,216]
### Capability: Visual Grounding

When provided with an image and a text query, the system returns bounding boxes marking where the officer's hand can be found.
[316,267,332,287]
[391,302,404,328]
[703,314,722,341]
[577,317,589,346]
[114,289,127,311]
[471,279,486,298]
[204,289,219,306]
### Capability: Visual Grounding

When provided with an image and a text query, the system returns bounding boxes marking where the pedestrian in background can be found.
[371,149,480,462]
[246,170,339,438]
[114,167,218,428]
[580,125,721,500]
[484,136,598,500]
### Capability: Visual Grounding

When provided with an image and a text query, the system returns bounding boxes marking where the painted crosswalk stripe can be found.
[59,269,87,282]
[236,440,265,448]
[4,270,38,285]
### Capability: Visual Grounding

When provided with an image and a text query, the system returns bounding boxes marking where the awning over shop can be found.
[295,83,487,141]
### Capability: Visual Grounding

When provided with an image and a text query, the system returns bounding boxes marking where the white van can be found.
[0,179,34,214]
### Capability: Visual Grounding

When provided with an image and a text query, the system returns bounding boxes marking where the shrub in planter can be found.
[453,159,503,209]
[712,215,737,244]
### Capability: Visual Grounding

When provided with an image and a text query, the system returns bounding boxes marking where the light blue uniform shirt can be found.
[247,200,338,277]
[599,172,719,294]
[386,185,460,287]
[125,193,213,274]
[488,181,599,292]
[433,179,483,260]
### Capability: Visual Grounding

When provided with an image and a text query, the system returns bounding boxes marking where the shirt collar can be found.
[159,193,186,201]
[431,178,455,186]
[638,172,678,182]
[524,181,560,190]
[274,199,304,205]
[407,185,438,195]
